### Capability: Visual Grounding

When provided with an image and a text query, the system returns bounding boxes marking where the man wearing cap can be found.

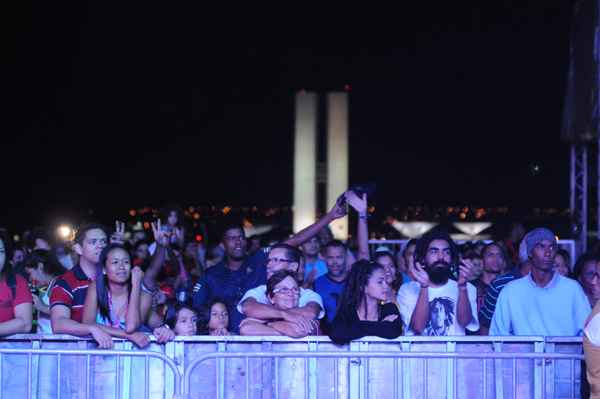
[490,228,591,336]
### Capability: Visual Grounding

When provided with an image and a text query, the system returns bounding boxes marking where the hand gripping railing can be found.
[0,347,182,399]
[183,350,585,399]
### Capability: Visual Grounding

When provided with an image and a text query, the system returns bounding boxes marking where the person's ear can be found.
[73,243,83,256]
[290,262,299,273]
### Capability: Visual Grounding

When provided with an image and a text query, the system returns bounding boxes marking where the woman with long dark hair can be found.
[83,244,152,347]
[0,233,33,335]
[328,260,402,345]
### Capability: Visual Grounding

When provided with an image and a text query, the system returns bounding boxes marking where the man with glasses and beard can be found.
[398,229,479,335]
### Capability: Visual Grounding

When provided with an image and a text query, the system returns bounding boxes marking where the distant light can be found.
[13,235,20,242]
[57,225,73,240]
[195,234,203,242]
[344,84,351,92]
[129,209,136,217]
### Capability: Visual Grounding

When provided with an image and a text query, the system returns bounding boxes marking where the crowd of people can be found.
[0,192,597,352]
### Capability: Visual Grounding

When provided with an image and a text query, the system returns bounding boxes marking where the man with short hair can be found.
[398,229,479,336]
[490,228,590,336]
[50,224,113,348]
[301,236,327,284]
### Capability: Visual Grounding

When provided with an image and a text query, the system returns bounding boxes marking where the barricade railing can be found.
[0,344,182,399]
[184,351,585,399]
[0,334,586,398]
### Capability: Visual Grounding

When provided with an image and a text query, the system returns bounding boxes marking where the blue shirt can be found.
[192,249,267,333]
[490,272,591,336]
[314,274,346,322]
[304,259,328,281]
[478,269,521,328]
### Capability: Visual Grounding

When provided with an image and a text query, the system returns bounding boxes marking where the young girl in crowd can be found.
[328,260,402,345]
[199,299,231,335]
[83,244,152,348]
[23,249,66,333]
[166,303,199,336]
[240,271,318,337]
[0,234,33,335]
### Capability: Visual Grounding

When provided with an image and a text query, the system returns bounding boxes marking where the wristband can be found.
[141,281,157,295]
[359,213,368,220]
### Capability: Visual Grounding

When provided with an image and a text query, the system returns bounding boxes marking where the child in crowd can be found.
[166,303,199,336]
[199,299,231,335]
[23,249,66,333]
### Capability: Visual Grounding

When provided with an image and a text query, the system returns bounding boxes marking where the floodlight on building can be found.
[390,221,437,238]
[452,222,492,237]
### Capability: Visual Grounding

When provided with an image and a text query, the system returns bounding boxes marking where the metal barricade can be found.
[0,339,182,399]
[183,351,583,399]
[177,335,584,399]
[0,334,585,398]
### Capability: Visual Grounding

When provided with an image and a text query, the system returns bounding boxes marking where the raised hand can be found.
[328,197,347,220]
[411,261,431,289]
[458,258,477,286]
[110,221,126,245]
[131,266,144,287]
[346,191,367,215]
[173,227,185,246]
[151,220,170,247]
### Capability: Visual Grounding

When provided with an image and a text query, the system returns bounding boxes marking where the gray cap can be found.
[525,228,556,256]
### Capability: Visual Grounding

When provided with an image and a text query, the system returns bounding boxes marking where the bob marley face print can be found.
[424,296,455,336]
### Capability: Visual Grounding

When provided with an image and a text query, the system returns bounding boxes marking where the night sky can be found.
[2,2,576,230]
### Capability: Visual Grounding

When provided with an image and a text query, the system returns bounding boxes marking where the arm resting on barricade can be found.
[0,303,32,335]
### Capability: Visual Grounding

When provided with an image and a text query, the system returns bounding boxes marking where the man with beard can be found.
[193,201,347,333]
[491,228,590,336]
[398,229,479,336]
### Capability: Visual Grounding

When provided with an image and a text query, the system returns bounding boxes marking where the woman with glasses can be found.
[328,260,402,345]
[240,270,318,337]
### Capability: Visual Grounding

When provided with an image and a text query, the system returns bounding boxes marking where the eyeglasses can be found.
[267,257,293,264]
[584,271,600,280]
[272,287,300,295]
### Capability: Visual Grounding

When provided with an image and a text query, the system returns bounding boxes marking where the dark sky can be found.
[2,2,576,230]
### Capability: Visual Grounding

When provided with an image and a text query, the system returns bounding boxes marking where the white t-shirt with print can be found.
[237,285,325,319]
[397,280,479,336]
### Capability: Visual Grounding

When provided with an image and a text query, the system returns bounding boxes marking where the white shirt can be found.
[585,312,600,345]
[237,285,325,319]
[398,280,479,336]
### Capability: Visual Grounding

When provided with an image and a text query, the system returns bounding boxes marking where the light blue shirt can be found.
[304,259,328,281]
[490,272,591,336]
